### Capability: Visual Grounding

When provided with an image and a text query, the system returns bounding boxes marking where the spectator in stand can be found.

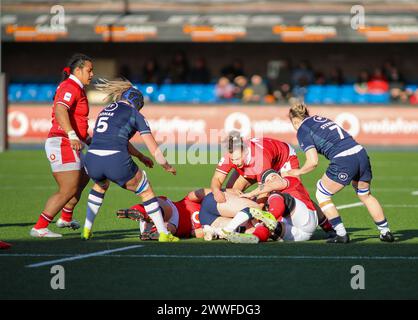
[291,61,314,87]
[142,59,161,84]
[314,71,326,85]
[354,70,369,94]
[233,75,248,100]
[221,59,245,81]
[273,83,293,103]
[165,51,189,83]
[386,66,405,103]
[268,59,293,103]
[328,67,345,85]
[216,77,235,101]
[243,74,268,103]
[368,68,389,94]
[409,89,418,105]
[189,57,211,84]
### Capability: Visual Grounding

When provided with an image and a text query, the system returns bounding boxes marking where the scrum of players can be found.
[31,56,394,244]
[84,81,395,244]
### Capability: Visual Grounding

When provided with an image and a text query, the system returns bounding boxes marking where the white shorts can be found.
[45,137,82,172]
[281,198,318,242]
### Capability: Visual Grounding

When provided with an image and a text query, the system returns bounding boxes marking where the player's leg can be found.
[125,169,179,242]
[82,180,109,240]
[31,170,81,238]
[217,193,261,233]
[316,174,348,243]
[281,199,317,241]
[354,149,394,242]
[354,180,394,242]
[312,201,336,237]
[57,168,90,230]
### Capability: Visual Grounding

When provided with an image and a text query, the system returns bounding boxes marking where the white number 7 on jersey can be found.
[329,124,344,139]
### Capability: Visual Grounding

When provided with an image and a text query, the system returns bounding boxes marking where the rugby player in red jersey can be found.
[30,54,94,238]
[117,193,203,240]
[211,131,334,236]
[238,169,321,242]
[211,131,300,204]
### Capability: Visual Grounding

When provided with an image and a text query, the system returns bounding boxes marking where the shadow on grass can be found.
[0,223,34,228]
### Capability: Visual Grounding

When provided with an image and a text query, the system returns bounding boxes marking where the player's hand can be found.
[68,130,82,151]
[214,190,226,203]
[163,164,176,175]
[239,192,254,199]
[139,155,154,168]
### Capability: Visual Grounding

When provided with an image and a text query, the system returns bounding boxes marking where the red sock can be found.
[61,207,74,222]
[0,241,12,250]
[319,217,334,233]
[253,225,270,242]
[34,212,54,229]
[268,194,286,220]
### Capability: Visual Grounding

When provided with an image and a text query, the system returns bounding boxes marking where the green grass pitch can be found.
[0,149,417,299]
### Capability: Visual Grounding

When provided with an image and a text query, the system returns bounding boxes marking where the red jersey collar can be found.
[69,74,84,89]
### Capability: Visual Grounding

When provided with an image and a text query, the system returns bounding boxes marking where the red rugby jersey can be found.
[48,75,89,141]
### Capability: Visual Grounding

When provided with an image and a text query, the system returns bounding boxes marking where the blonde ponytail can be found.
[95,78,133,102]
[289,103,310,120]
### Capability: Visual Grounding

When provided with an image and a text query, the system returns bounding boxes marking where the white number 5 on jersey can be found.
[96,117,109,133]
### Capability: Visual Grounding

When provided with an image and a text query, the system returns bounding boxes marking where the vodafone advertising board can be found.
[7,105,418,146]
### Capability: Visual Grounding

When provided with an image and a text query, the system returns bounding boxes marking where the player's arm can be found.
[187,188,211,203]
[141,133,176,175]
[128,142,154,168]
[211,171,227,203]
[241,177,289,199]
[55,103,82,151]
[289,148,318,176]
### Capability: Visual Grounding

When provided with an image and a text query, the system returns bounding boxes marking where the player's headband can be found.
[261,169,280,184]
[121,87,145,111]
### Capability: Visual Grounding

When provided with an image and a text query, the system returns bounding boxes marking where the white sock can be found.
[224,208,251,232]
[85,190,104,230]
[143,198,169,235]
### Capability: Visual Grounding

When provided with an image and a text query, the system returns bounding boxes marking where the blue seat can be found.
[305,85,323,104]
[368,93,390,104]
[322,85,340,104]
[353,92,369,104]
[405,84,417,92]
[37,84,56,102]
[136,83,158,102]
[190,84,216,103]
[21,84,40,102]
[8,84,24,102]
[339,85,356,104]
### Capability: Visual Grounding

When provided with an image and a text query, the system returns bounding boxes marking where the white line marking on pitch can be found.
[2,253,416,261]
[336,202,364,210]
[412,191,418,196]
[109,255,418,261]
[25,245,143,268]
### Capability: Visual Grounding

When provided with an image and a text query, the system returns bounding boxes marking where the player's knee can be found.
[315,180,335,211]
[134,170,150,196]
[354,186,370,197]
[59,185,78,198]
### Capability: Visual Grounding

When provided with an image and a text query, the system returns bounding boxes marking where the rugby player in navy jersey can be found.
[287,103,394,243]
[81,79,179,242]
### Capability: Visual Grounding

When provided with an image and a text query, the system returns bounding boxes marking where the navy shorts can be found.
[326,148,372,186]
[85,151,138,187]
[199,193,221,226]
